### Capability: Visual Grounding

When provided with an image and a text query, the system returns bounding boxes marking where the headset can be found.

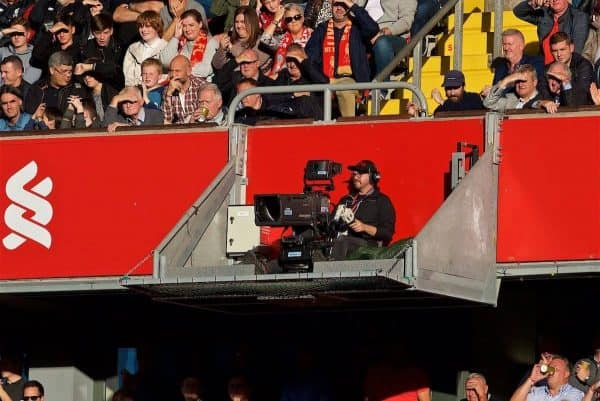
[366,162,380,185]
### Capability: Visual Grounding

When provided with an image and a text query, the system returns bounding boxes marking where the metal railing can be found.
[226,81,428,126]
[370,0,462,114]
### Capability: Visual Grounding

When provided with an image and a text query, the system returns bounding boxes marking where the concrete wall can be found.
[29,367,95,401]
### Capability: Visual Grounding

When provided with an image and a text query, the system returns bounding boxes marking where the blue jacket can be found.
[0,113,34,132]
[305,4,379,82]
[513,1,589,54]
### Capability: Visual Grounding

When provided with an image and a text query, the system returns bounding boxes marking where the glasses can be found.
[23,397,41,401]
[352,171,368,175]
[9,32,25,37]
[54,67,73,76]
[239,60,258,66]
[332,2,347,8]
[55,28,69,34]
[284,14,303,23]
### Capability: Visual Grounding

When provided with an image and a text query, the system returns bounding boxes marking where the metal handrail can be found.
[226,81,428,126]
[370,0,463,114]
[372,0,461,84]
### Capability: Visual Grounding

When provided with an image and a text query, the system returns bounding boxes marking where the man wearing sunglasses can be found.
[21,380,44,401]
[305,0,379,117]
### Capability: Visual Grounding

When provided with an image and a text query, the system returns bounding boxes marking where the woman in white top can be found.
[160,9,218,81]
[123,11,168,86]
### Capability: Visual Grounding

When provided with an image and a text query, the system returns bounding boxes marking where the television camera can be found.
[254,160,344,270]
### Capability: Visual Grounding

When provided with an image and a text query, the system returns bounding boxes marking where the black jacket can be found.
[31,32,83,76]
[17,80,44,115]
[214,57,277,105]
[81,37,126,90]
[36,79,90,111]
[305,4,379,82]
[336,188,396,245]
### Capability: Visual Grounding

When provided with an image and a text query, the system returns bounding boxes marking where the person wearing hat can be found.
[330,160,395,260]
[0,85,35,131]
[431,70,485,115]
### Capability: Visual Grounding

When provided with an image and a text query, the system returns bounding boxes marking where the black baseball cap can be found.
[348,160,377,174]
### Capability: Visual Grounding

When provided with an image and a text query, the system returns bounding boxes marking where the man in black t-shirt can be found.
[330,160,396,260]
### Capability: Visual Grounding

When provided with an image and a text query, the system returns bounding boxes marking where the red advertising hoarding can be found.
[244,118,486,242]
[497,116,600,262]
[0,130,228,279]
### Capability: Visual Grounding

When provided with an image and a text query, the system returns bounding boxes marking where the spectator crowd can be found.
[0,0,599,131]
[4,346,600,401]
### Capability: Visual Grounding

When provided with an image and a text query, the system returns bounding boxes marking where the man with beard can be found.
[330,160,395,260]
[432,70,484,115]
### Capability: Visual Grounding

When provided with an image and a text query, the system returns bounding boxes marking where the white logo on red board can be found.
[3,161,53,250]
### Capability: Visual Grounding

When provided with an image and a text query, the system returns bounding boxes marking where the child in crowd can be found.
[123,11,168,86]
[60,96,101,128]
[141,58,166,110]
[32,105,63,130]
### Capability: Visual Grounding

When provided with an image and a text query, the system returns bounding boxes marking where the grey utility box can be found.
[226,205,260,256]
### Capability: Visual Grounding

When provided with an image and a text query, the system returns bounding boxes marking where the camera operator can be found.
[331,160,395,260]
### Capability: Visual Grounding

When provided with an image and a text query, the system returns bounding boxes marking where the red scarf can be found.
[270,27,313,75]
[259,10,285,31]
[542,17,559,65]
[322,19,352,78]
[179,31,208,67]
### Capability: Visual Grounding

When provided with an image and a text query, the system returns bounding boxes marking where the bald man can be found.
[163,55,206,124]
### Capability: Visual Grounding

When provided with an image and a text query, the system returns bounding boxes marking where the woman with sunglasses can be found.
[160,9,219,80]
[0,18,42,84]
[212,6,272,73]
[123,11,168,87]
[261,3,312,76]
